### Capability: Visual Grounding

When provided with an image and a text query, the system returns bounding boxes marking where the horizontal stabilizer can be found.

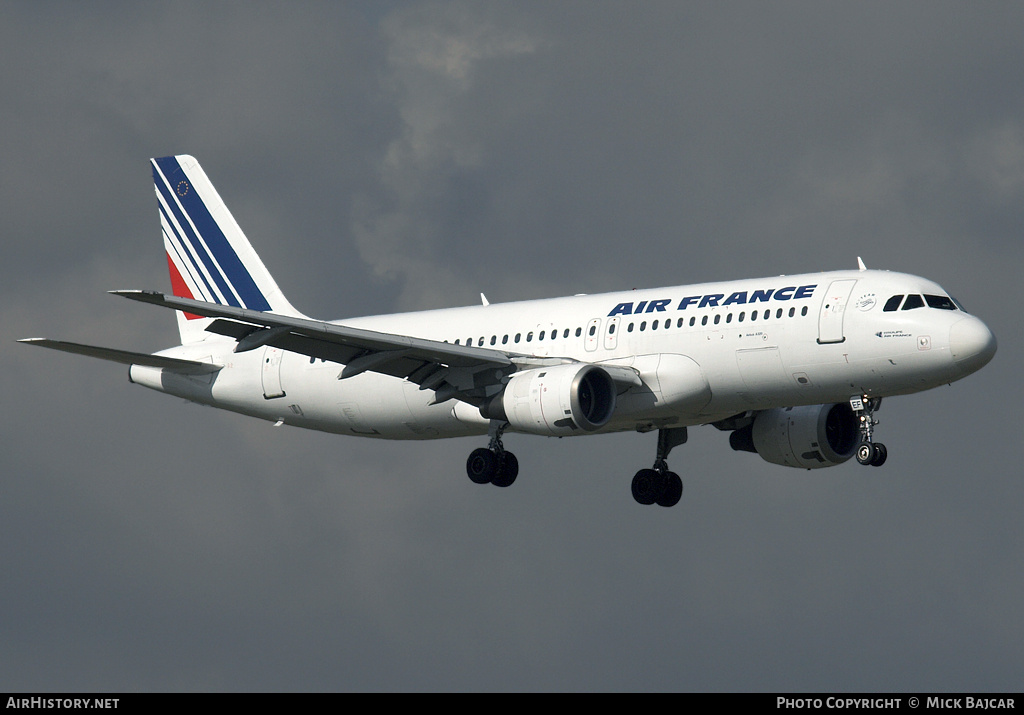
[18,338,222,375]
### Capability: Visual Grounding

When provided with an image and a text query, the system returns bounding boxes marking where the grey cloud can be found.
[2,1,1021,692]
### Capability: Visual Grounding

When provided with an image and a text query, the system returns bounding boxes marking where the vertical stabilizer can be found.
[151,155,305,344]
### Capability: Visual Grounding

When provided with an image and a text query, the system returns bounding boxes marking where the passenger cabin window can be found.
[883,295,904,312]
[902,294,925,310]
[575,328,582,337]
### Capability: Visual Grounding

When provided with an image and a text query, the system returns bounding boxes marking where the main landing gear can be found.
[466,421,519,488]
[851,394,887,467]
[631,427,687,508]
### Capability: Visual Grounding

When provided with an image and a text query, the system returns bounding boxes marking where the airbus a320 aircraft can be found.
[21,155,997,507]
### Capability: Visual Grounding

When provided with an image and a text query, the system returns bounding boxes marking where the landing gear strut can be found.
[631,427,687,507]
[851,395,887,467]
[466,421,519,487]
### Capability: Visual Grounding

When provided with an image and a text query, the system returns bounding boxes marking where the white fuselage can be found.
[129,269,995,440]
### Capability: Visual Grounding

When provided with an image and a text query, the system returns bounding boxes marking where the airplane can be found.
[20,155,997,507]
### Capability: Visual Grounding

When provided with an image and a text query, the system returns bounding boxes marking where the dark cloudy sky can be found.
[3,2,1022,692]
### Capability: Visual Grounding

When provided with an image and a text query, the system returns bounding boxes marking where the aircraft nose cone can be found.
[949,316,997,375]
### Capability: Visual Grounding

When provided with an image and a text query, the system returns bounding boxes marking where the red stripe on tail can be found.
[166,252,204,320]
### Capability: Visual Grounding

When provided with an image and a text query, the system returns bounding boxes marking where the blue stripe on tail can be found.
[152,157,271,311]
[158,202,219,304]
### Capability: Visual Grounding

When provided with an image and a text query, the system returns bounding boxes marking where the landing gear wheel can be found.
[856,441,875,466]
[870,443,887,467]
[656,471,683,508]
[631,469,667,506]
[492,451,519,488]
[467,447,497,484]
[851,394,887,468]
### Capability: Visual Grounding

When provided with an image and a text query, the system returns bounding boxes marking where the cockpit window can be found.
[883,295,904,312]
[925,294,957,310]
[884,293,961,313]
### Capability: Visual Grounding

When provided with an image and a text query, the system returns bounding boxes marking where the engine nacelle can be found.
[481,364,616,436]
[730,403,859,469]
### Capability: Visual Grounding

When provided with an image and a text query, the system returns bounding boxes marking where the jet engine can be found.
[480,364,616,436]
[729,403,859,469]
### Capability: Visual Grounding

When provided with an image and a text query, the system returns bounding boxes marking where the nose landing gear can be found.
[851,395,887,467]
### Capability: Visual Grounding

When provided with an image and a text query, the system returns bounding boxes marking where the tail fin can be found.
[151,155,304,344]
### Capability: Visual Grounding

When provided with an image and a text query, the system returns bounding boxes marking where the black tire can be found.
[467,447,497,484]
[631,469,667,506]
[856,442,875,466]
[656,471,683,507]
[870,443,888,467]
[492,451,519,488]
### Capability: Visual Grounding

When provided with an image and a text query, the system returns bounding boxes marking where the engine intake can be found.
[481,364,616,436]
[731,403,859,469]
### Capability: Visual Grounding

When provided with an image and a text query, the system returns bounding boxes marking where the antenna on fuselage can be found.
[857,257,867,271]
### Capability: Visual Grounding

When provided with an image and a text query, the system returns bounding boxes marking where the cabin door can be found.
[584,318,602,352]
[817,280,858,344]
[261,346,286,399]
[604,316,620,351]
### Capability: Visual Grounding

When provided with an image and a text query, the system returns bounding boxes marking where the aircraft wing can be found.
[18,338,222,375]
[112,290,641,405]
[114,290,517,405]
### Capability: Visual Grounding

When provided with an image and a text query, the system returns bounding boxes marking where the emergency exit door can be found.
[262,346,286,398]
